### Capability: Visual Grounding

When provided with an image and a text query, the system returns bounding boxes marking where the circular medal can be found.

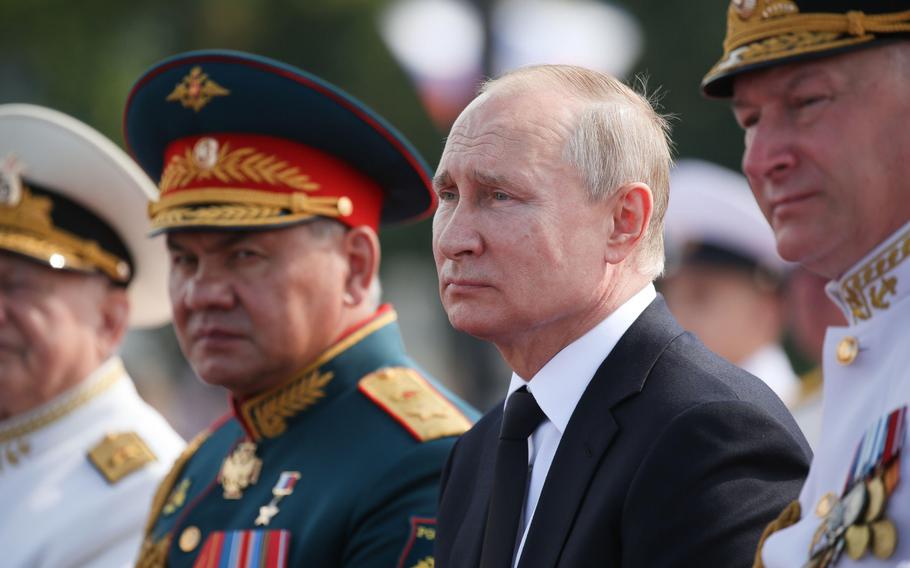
[845,524,870,560]
[865,476,885,522]
[841,482,867,526]
[179,525,201,552]
[816,492,837,517]
[870,518,897,558]
[825,499,849,544]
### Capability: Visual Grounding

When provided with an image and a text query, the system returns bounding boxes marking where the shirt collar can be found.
[506,283,657,434]
[826,220,910,325]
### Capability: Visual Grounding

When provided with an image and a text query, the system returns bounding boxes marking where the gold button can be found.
[836,336,859,365]
[179,526,201,552]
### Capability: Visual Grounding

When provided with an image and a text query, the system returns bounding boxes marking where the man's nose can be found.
[433,201,485,260]
[742,118,797,184]
[181,263,236,311]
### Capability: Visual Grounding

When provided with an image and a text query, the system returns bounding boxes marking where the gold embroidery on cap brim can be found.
[160,143,320,193]
[0,188,130,282]
[706,32,869,81]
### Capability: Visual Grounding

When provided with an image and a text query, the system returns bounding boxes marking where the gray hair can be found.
[482,65,674,280]
[302,217,383,310]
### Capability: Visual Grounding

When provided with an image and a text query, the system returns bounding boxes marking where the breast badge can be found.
[807,405,906,565]
[219,441,261,499]
[255,471,301,526]
[163,477,192,516]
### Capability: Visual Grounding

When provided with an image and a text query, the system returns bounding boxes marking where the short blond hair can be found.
[482,65,673,279]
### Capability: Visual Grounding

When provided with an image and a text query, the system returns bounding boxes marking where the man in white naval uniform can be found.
[702,1,910,565]
[0,104,185,567]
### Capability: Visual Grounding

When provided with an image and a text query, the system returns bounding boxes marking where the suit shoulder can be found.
[656,332,770,399]
[642,334,809,451]
[357,366,473,442]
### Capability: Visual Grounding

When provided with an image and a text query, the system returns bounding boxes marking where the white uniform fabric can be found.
[0,357,185,568]
[505,283,657,567]
[763,223,910,566]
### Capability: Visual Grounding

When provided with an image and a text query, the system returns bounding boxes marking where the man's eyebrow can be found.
[432,170,520,192]
[432,170,452,189]
[474,170,519,192]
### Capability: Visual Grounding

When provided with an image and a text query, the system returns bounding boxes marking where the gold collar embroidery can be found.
[237,309,397,441]
[834,227,910,324]
[0,359,123,470]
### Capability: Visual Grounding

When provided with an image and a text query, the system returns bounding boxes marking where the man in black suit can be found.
[430,64,811,567]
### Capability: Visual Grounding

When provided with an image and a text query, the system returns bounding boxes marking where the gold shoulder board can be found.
[359,367,472,442]
[88,431,157,484]
[143,429,210,536]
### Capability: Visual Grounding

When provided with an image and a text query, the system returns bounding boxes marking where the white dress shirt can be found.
[506,283,657,566]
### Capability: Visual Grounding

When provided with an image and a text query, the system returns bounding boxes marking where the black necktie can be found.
[480,386,546,568]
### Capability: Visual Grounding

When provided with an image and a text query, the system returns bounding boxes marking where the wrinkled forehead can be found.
[444,88,582,160]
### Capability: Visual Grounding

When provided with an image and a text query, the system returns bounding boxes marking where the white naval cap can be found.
[0,104,169,328]
[664,158,789,278]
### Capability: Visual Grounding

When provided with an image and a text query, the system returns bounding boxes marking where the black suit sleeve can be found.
[621,400,809,568]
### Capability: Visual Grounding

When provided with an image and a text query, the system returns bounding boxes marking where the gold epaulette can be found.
[143,429,210,536]
[358,367,472,442]
[796,367,823,406]
[135,534,171,568]
[753,500,801,568]
[87,431,156,484]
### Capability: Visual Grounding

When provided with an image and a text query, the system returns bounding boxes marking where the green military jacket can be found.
[136,307,475,567]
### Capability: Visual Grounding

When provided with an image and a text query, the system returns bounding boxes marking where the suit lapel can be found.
[517,297,684,567]
[452,410,503,568]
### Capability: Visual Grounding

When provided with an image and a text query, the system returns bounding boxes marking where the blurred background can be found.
[0,0,830,439]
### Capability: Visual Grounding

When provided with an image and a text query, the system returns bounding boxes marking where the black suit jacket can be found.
[436,297,811,568]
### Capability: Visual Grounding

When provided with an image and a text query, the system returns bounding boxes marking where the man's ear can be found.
[605,182,653,265]
[342,226,381,307]
[98,285,130,357]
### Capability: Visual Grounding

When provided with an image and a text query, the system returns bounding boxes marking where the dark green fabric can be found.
[150,317,476,567]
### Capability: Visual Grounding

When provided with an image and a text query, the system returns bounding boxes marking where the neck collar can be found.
[827,222,910,325]
[234,306,401,441]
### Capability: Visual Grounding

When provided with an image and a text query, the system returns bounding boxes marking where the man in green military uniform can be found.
[125,50,475,568]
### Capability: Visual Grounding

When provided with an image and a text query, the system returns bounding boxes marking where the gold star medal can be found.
[255,471,301,526]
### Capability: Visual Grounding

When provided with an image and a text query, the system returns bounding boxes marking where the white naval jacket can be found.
[763,223,910,566]
[0,357,185,567]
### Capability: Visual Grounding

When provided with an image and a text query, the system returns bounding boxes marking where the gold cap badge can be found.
[166,66,230,112]
[0,155,24,206]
